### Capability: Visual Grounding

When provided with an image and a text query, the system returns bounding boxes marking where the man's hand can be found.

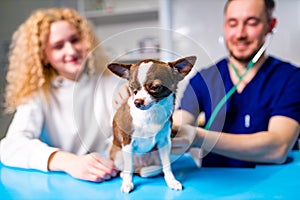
[172,124,204,167]
[171,124,199,155]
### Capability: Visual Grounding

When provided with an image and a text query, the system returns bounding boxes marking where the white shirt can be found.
[0,73,120,172]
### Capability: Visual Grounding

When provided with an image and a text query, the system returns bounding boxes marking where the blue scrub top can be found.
[179,56,300,167]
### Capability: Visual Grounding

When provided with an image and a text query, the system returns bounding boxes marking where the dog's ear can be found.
[107,63,132,80]
[169,56,197,80]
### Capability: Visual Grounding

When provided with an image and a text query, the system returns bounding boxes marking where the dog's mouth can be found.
[134,98,154,110]
[136,105,151,110]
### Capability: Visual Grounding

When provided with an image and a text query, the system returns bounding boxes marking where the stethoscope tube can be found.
[204,33,274,130]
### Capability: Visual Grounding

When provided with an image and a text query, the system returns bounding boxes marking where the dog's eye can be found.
[129,85,138,95]
[149,84,162,92]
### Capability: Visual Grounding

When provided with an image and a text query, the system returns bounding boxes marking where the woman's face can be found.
[223,0,270,63]
[45,20,87,80]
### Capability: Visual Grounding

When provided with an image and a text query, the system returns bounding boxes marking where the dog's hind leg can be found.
[137,165,162,177]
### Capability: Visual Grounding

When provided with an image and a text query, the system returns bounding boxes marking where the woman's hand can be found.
[48,151,117,182]
[113,83,130,109]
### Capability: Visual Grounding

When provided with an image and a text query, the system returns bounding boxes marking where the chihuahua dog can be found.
[108,56,196,193]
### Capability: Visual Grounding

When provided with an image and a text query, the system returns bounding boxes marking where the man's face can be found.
[223,0,271,63]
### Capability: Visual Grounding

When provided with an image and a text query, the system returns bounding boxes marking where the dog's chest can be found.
[129,94,174,133]
[128,94,174,152]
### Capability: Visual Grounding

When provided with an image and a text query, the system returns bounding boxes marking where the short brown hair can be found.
[224,0,275,21]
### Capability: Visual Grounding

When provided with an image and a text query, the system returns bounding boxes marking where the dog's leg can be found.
[121,144,134,193]
[158,141,182,190]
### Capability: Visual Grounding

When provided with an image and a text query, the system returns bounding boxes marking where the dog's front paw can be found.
[166,178,182,191]
[121,181,134,193]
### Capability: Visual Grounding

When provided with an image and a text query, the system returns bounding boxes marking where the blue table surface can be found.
[1,151,300,200]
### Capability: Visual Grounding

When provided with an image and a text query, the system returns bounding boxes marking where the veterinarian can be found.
[172,0,300,167]
[0,8,119,182]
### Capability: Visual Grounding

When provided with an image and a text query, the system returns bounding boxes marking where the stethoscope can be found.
[204,30,275,130]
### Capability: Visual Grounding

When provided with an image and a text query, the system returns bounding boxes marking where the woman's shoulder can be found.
[14,91,45,116]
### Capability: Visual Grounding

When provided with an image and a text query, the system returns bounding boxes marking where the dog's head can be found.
[108,56,196,110]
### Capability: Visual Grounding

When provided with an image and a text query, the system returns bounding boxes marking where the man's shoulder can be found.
[191,58,228,81]
[268,56,299,71]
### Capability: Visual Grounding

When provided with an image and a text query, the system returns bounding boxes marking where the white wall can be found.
[270,0,300,65]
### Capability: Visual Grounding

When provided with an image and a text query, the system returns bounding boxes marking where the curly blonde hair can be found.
[5,8,110,113]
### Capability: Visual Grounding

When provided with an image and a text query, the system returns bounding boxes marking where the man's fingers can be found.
[171,124,198,154]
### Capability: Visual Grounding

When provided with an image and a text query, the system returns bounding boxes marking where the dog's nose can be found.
[134,99,144,108]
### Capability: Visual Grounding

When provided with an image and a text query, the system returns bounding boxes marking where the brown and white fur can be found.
[108,56,196,193]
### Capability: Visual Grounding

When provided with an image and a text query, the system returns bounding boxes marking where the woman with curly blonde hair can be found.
[0,8,120,182]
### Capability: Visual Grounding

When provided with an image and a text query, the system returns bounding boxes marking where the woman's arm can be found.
[0,96,117,182]
[48,151,117,182]
[0,97,58,171]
